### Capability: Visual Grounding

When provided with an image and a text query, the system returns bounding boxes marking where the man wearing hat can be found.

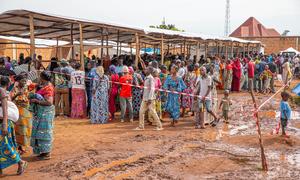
[119,66,133,123]
[54,59,74,117]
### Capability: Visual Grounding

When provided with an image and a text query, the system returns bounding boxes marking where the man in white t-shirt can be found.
[177,60,186,78]
[197,66,219,128]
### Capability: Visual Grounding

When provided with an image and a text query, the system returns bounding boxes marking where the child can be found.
[28,83,44,113]
[260,65,273,94]
[219,90,232,124]
[280,91,292,137]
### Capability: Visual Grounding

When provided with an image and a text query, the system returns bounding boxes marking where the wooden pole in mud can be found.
[249,90,268,171]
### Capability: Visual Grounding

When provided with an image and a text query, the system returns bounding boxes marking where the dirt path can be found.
[1,82,300,179]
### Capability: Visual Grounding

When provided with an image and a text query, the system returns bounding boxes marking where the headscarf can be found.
[96,66,104,77]
[128,66,134,74]
[109,65,116,74]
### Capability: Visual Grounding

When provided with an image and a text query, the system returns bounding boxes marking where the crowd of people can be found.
[0,51,298,175]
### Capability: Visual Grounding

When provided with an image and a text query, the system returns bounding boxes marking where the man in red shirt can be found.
[119,66,133,123]
[247,58,255,91]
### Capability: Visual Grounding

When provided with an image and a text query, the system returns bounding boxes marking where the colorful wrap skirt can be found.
[0,120,21,169]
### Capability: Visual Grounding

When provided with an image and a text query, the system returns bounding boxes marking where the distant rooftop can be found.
[230,17,280,37]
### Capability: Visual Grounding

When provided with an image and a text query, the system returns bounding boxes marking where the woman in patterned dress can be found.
[163,65,186,127]
[181,65,195,117]
[224,59,233,91]
[30,71,55,160]
[108,65,119,121]
[159,65,168,116]
[131,67,144,119]
[10,74,32,154]
[91,66,110,124]
[0,76,27,175]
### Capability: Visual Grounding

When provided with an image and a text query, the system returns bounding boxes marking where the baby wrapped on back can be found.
[28,83,45,113]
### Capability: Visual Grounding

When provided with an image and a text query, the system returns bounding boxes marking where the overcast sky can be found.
[1,0,299,36]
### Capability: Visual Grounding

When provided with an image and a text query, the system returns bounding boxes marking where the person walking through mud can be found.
[198,67,219,127]
[163,65,186,127]
[135,66,163,131]
[30,71,55,160]
[219,90,232,124]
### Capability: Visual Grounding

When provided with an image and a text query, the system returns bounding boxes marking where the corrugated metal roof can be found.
[0,9,261,45]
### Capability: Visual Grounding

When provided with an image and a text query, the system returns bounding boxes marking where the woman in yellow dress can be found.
[11,74,32,154]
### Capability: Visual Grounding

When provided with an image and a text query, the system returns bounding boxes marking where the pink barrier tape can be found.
[40,70,216,100]
[256,77,293,111]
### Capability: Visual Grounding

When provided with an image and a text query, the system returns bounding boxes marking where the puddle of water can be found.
[287,152,300,169]
[259,111,277,119]
[229,125,249,135]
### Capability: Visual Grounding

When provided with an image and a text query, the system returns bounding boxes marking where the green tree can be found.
[149,18,184,32]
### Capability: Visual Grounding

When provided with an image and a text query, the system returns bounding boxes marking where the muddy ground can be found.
[1,81,300,180]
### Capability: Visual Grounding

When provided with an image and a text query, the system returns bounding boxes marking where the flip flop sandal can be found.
[17,161,28,175]
[38,155,51,161]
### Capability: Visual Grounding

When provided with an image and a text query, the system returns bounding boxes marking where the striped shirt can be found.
[13,64,38,81]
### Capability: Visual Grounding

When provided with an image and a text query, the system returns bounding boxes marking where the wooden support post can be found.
[101,28,104,58]
[70,23,74,60]
[231,42,234,58]
[116,30,120,56]
[59,45,63,60]
[205,42,208,59]
[180,44,183,55]
[79,23,84,70]
[119,42,122,54]
[183,40,186,60]
[196,41,200,61]
[236,43,240,57]
[135,33,139,67]
[55,38,59,59]
[106,34,109,56]
[225,42,228,61]
[12,43,17,60]
[216,41,219,56]
[247,44,250,57]
[243,44,246,58]
[161,35,164,65]
[29,14,35,70]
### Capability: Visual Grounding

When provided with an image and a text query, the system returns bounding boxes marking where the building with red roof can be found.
[230,17,299,54]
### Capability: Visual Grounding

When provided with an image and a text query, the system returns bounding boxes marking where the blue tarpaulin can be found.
[141,48,160,54]
[292,83,300,96]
